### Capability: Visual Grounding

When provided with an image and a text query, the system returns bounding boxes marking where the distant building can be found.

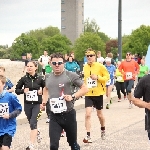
[61,0,84,44]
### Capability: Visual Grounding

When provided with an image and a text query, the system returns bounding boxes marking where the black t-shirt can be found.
[134,74,150,131]
[25,59,31,66]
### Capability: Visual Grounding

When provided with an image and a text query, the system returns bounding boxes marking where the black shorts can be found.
[0,134,12,148]
[85,95,103,110]
[42,69,45,75]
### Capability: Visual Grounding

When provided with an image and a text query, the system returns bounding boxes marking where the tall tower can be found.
[61,0,84,44]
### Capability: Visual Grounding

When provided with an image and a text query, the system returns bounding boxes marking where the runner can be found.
[15,61,45,150]
[96,51,104,64]
[138,59,149,82]
[105,57,116,109]
[23,53,32,73]
[132,72,150,141]
[83,48,110,143]
[38,50,49,76]
[0,75,22,150]
[115,61,126,102]
[42,53,88,150]
[0,67,14,93]
[119,52,139,109]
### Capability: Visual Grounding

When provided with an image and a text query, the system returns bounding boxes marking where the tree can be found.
[122,25,150,56]
[73,32,105,60]
[97,32,110,43]
[41,34,72,55]
[12,33,40,59]
[84,18,100,33]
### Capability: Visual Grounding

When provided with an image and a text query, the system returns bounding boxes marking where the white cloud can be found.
[0,0,150,46]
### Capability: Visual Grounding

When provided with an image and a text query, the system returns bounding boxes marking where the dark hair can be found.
[67,55,74,61]
[51,53,64,61]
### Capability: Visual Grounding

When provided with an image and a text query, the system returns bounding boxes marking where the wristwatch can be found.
[71,94,76,100]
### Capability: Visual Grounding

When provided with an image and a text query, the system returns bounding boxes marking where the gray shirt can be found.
[45,70,83,112]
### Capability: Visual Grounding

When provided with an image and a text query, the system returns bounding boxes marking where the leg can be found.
[106,84,113,108]
[50,114,62,150]
[1,134,12,150]
[127,80,134,101]
[30,104,40,144]
[115,81,121,99]
[64,110,80,150]
[94,95,105,140]
[120,82,126,97]
[85,96,93,133]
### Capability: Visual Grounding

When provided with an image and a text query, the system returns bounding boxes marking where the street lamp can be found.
[118,0,122,61]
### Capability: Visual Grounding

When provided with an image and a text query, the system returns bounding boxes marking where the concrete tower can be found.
[61,0,84,44]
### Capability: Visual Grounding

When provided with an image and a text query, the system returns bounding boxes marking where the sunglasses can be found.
[126,53,131,56]
[52,62,63,66]
[86,55,95,57]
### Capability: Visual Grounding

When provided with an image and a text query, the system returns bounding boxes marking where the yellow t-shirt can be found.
[83,62,110,96]
[115,69,124,82]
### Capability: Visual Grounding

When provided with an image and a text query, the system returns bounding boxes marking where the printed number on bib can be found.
[0,103,9,117]
[87,77,97,88]
[106,79,111,86]
[50,98,67,113]
[126,72,132,80]
[26,90,38,101]
[117,76,123,82]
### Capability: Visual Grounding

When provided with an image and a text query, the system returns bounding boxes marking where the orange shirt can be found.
[119,60,139,80]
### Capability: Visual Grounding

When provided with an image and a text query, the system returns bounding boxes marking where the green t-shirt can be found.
[45,64,52,73]
[138,65,149,77]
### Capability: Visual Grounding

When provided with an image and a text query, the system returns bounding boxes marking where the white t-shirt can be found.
[38,55,49,69]
[97,57,105,64]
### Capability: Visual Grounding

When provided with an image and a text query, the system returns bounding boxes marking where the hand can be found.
[24,88,29,94]
[63,95,73,101]
[40,104,45,111]
[3,114,10,119]
[90,74,98,80]
[38,88,42,95]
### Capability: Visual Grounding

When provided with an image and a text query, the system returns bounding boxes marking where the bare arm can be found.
[132,97,150,109]
[73,83,88,99]
[42,87,49,105]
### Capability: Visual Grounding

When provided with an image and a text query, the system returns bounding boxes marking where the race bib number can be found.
[106,79,111,86]
[87,77,97,88]
[0,103,9,117]
[26,90,38,101]
[126,72,132,80]
[50,98,67,113]
[117,76,123,82]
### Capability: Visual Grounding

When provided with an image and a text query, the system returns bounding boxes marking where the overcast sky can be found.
[0,0,150,46]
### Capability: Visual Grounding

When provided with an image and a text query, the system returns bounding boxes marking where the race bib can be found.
[106,79,111,86]
[50,98,67,113]
[0,103,9,117]
[87,77,97,88]
[126,72,132,80]
[117,76,123,82]
[26,90,38,101]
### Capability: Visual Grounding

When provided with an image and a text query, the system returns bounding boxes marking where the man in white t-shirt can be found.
[97,51,104,64]
[38,50,49,75]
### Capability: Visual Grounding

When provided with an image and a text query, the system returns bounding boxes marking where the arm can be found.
[9,94,22,118]
[135,61,140,75]
[42,87,48,104]
[97,65,110,82]
[38,56,43,66]
[7,79,14,93]
[15,77,24,95]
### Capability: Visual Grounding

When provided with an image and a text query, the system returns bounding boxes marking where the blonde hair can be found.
[107,53,113,58]
[0,66,5,72]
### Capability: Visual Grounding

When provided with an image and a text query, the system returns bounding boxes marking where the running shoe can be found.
[118,98,121,102]
[26,144,34,150]
[83,136,92,143]
[106,104,109,109]
[101,130,106,140]
[129,103,133,109]
[46,118,50,123]
[37,128,42,143]
[61,131,65,137]
[110,99,112,104]
[124,96,127,100]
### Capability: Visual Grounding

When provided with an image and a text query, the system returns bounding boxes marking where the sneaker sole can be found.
[83,139,92,143]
